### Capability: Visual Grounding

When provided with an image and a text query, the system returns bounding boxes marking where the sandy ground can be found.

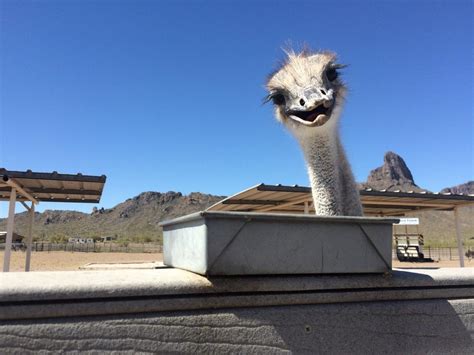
[1,250,472,272]
[0,251,163,272]
[393,259,473,269]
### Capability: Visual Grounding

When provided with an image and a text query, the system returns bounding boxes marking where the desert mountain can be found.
[362,151,425,192]
[0,192,224,243]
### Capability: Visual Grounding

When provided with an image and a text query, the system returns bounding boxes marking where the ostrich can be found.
[265,49,363,216]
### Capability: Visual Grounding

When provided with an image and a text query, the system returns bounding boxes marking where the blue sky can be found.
[1,0,472,216]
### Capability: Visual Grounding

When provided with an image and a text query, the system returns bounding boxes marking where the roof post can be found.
[25,202,35,272]
[3,188,17,272]
[454,206,465,267]
[304,201,309,214]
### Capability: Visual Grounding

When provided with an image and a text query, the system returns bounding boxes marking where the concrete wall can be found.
[1,268,473,353]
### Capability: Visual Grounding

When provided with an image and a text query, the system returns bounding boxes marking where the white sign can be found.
[396,218,419,225]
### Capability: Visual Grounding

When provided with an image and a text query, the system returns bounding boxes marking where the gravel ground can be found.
[0,251,162,272]
[0,251,472,272]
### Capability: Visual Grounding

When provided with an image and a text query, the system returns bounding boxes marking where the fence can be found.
[392,247,466,261]
[31,242,163,254]
[2,243,467,260]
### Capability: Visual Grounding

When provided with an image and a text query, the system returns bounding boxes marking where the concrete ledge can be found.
[0,268,473,353]
[0,268,473,320]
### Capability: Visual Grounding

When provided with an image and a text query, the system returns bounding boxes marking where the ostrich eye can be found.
[326,68,338,82]
[271,93,286,106]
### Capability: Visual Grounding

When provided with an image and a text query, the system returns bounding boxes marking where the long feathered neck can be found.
[295,125,363,216]
[298,126,343,216]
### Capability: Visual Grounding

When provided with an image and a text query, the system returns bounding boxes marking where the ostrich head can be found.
[265,50,347,137]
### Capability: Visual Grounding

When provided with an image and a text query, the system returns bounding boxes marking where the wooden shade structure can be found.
[0,169,106,272]
[208,183,474,267]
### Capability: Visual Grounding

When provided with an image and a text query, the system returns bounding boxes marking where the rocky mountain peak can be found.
[365,151,421,191]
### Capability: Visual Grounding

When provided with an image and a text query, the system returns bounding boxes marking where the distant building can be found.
[99,236,116,243]
[0,231,24,244]
[0,232,26,251]
[68,237,94,244]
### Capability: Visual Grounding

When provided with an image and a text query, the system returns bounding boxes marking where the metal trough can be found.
[160,211,398,276]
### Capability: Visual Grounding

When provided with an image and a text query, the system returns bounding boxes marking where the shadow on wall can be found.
[0,299,472,353]
[236,299,473,353]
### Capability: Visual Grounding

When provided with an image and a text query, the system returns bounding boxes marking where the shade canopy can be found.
[0,169,106,203]
[1,168,107,272]
[207,183,474,216]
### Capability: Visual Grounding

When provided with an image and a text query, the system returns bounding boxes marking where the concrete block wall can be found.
[1,268,473,353]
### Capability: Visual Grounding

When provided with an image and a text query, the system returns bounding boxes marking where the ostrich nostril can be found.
[320,89,327,96]
[299,98,305,106]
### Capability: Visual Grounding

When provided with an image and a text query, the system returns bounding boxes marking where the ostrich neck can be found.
[299,132,343,216]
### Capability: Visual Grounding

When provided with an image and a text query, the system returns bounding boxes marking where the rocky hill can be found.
[0,192,224,243]
[1,152,472,246]
[362,151,425,192]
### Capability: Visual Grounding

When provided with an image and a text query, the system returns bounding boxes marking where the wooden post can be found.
[25,203,35,272]
[454,207,465,267]
[304,201,309,214]
[3,188,17,272]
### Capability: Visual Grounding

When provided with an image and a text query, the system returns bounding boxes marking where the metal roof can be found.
[207,183,474,216]
[0,169,106,203]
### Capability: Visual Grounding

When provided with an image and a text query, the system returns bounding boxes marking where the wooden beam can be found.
[454,207,465,268]
[2,177,39,204]
[362,200,453,208]
[361,189,474,201]
[257,184,312,193]
[0,169,106,183]
[256,195,313,212]
[0,187,101,196]
[0,196,99,203]
[223,199,281,206]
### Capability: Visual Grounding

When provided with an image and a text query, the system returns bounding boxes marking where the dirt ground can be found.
[0,251,163,272]
[393,259,473,269]
[1,250,472,272]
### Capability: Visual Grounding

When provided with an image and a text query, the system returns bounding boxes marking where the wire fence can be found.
[392,247,468,261]
[1,243,469,260]
[30,242,163,254]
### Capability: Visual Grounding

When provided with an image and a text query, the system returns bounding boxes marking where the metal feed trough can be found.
[161,211,398,276]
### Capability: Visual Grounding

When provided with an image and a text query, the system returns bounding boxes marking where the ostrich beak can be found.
[286,100,334,127]
[283,86,335,127]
